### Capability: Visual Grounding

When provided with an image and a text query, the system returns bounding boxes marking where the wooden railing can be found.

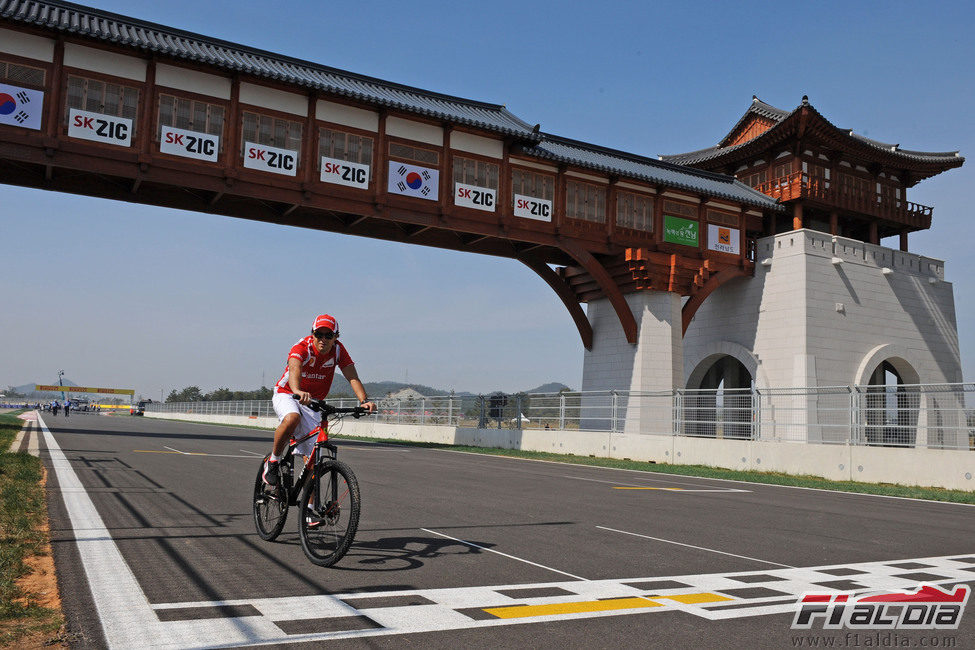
[755,172,933,229]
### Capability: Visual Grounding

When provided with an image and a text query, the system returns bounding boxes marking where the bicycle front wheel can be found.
[253,457,288,541]
[298,460,360,567]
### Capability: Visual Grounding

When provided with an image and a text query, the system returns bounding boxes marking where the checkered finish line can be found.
[139,554,975,648]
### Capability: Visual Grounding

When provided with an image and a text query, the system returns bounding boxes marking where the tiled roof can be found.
[0,0,784,211]
[718,96,793,147]
[521,134,783,211]
[662,96,963,168]
[0,0,541,141]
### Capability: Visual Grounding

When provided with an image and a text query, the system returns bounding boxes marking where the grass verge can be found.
[0,411,64,647]
[142,414,975,504]
[331,434,975,505]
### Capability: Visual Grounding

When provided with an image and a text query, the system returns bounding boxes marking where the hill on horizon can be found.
[5,378,574,399]
[317,378,572,398]
[5,378,80,398]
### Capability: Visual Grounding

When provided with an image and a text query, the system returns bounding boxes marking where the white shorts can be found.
[272,392,321,456]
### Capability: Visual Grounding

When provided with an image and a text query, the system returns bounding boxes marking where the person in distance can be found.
[263,314,376,485]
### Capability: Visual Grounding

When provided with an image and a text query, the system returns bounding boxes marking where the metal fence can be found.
[146,382,975,450]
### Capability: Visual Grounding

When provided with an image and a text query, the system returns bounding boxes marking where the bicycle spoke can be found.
[253,460,289,541]
[299,460,360,566]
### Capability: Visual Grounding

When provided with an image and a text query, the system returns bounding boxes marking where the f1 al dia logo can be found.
[792,584,970,630]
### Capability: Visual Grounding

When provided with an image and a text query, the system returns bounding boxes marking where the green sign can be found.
[663,215,699,247]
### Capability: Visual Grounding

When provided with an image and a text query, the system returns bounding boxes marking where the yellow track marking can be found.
[658,592,733,604]
[484,597,663,619]
[612,487,684,490]
[482,592,732,619]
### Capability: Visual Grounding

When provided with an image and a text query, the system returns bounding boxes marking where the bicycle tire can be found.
[253,456,289,541]
[298,460,360,567]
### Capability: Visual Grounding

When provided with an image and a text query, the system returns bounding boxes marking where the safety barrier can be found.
[146,383,975,450]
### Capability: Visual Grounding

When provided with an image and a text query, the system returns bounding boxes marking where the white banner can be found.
[68,108,132,146]
[708,223,740,254]
[455,182,496,212]
[321,156,370,189]
[513,194,552,221]
[243,141,299,176]
[388,161,439,200]
[160,125,219,162]
[0,83,43,130]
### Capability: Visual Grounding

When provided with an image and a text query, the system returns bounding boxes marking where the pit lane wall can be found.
[143,411,974,491]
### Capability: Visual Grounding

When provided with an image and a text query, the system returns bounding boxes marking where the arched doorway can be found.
[685,355,754,439]
[864,359,919,446]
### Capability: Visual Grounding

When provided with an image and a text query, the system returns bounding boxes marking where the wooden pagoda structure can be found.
[661,96,964,251]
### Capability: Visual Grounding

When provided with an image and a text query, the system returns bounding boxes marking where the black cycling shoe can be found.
[262,459,280,486]
[305,510,323,529]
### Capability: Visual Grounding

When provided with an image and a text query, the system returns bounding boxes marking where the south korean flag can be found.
[388,160,439,201]
[0,83,43,130]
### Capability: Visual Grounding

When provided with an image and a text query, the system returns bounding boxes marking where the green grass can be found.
[329,434,975,505]
[143,413,975,504]
[0,411,64,646]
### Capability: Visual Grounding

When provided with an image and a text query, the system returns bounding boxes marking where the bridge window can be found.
[157,94,224,144]
[616,191,654,231]
[64,75,140,127]
[739,169,766,188]
[0,59,45,87]
[663,199,697,219]
[772,159,797,184]
[389,142,439,166]
[706,209,738,227]
[511,168,554,202]
[241,111,302,154]
[452,156,498,189]
[565,179,606,223]
[319,127,373,172]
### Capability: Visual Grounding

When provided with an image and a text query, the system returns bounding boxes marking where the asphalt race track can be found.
[29,411,975,649]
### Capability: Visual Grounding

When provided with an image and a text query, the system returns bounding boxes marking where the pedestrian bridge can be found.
[0,0,780,348]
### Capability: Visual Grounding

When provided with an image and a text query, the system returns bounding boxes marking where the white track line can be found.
[596,525,795,568]
[422,528,589,581]
[39,414,279,648]
[38,414,168,647]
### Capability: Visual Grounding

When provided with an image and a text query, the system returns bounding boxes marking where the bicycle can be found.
[252,397,368,567]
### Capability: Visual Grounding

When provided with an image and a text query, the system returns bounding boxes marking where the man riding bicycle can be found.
[264,314,376,486]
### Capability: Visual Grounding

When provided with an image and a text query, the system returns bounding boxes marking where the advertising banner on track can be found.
[454,182,496,212]
[513,194,552,221]
[707,224,740,254]
[0,82,43,130]
[160,125,220,162]
[243,141,299,176]
[321,156,370,189]
[68,108,133,146]
[663,215,699,247]
[35,385,135,395]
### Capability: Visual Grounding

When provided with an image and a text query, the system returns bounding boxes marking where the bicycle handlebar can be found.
[292,394,369,418]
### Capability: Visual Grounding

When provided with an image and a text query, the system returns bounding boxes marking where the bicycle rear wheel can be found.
[253,457,288,541]
[298,460,360,567]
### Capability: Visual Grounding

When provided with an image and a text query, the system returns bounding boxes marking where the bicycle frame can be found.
[254,397,366,564]
[278,422,339,506]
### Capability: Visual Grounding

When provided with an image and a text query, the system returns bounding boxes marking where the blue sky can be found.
[2,0,973,398]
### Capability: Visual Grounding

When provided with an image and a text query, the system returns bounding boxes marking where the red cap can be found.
[313,314,338,333]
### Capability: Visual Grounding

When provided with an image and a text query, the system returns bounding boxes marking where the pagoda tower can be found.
[661,97,965,446]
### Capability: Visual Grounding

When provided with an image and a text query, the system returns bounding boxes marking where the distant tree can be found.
[206,387,234,401]
[166,386,204,402]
